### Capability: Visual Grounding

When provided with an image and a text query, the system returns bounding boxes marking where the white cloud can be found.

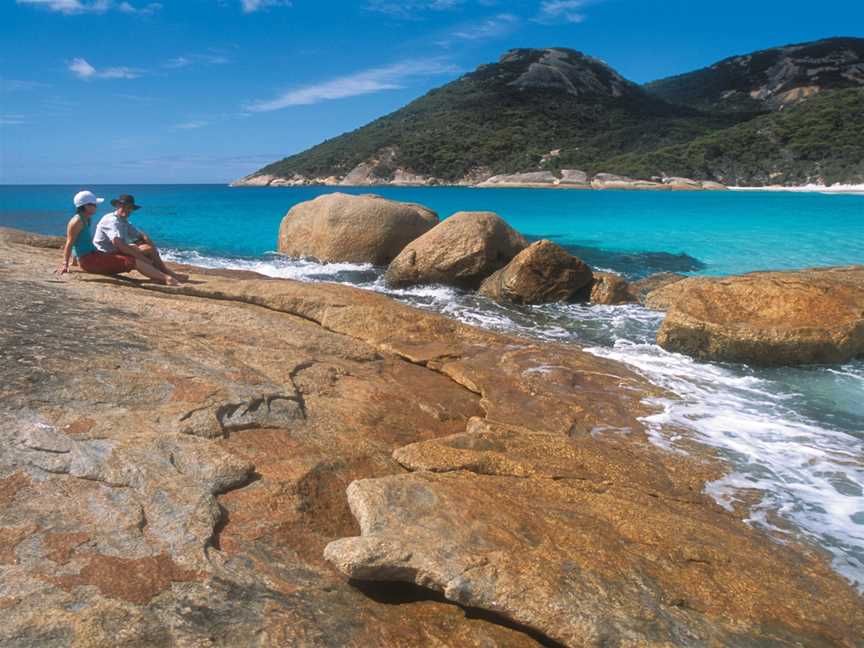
[17,0,160,14]
[16,0,110,13]
[69,57,96,78]
[173,120,210,130]
[245,59,457,112]
[534,0,591,24]
[366,0,462,18]
[164,52,231,69]
[451,12,519,40]
[118,1,161,15]
[68,57,139,80]
[240,0,291,13]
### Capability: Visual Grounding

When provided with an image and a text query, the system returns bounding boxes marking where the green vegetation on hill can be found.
[645,37,864,114]
[248,40,864,186]
[256,49,743,182]
[601,88,864,185]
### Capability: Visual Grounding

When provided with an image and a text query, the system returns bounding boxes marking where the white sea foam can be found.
[163,249,377,283]
[163,247,864,589]
[588,340,864,589]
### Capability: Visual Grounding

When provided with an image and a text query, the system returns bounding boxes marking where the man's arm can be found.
[112,237,149,261]
[128,222,150,244]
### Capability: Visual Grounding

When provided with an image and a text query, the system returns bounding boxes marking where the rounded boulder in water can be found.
[277,193,438,265]
[479,239,594,305]
[385,211,528,289]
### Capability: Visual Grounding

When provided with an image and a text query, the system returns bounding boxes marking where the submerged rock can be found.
[478,239,592,304]
[652,266,864,365]
[278,192,438,265]
[384,211,528,289]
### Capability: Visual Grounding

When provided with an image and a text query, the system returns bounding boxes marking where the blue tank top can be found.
[71,215,97,258]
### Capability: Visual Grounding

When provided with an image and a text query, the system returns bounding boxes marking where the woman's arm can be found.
[57,216,83,274]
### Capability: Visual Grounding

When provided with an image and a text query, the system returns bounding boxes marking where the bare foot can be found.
[165,276,180,286]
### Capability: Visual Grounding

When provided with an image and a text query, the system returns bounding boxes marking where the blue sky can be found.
[2,0,863,184]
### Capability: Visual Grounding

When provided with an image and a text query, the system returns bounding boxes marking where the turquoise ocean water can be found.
[2,184,864,588]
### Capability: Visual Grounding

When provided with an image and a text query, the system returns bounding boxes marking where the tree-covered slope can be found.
[600,87,864,185]
[251,48,739,183]
[644,37,864,113]
[241,39,864,187]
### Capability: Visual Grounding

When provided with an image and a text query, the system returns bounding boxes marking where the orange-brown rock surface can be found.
[1,227,861,647]
[648,266,864,365]
[384,211,528,288]
[478,239,593,304]
[588,271,638,305]
[277,192,438,265]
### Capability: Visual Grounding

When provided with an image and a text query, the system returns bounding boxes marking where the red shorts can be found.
[79,251,136,275]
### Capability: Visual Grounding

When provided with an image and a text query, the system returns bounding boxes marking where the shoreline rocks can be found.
[2,227,862,647]
[478,240,593,304]
[648,266,864,365]
[277,192,438,265]
[384,211,528,289]
[233,170,727,191]
[588,271,638,305]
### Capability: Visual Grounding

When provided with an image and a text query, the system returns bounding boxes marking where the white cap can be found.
[73,190,105,208]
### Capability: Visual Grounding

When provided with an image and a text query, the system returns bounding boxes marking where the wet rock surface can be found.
[649,266,864,365]
[1,228,862,647]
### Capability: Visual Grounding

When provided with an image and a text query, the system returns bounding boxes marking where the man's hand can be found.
[55,262,69,275]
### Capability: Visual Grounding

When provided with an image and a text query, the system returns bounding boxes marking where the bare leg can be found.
[135,243,188,281]
[134,257,179,286]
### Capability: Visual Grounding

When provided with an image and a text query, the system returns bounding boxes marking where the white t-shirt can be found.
[93,211,142,254]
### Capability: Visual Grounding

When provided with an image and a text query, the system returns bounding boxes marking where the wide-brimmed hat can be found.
[73,190,104,208]
[111,194,142,210]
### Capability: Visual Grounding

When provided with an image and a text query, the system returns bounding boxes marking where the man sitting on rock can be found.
[93,194,187,284]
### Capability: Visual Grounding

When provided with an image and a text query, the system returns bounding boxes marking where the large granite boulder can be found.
[384,211,528,289]
[478,240,592,304]
[277,192,438,265]
[651,266,864,365]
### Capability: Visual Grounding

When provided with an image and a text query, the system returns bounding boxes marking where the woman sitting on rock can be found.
[56,190,179,285]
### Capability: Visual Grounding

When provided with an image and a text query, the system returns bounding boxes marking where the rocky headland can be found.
[235,39,864,189]
[2,213,863,647]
